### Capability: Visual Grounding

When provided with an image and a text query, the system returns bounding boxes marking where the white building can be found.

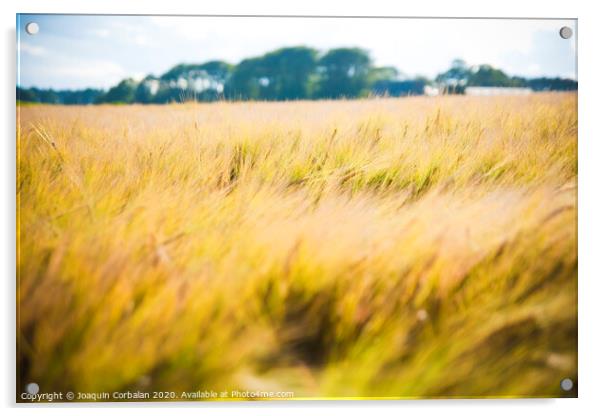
[464,87,533,96]
[423,85,441,96]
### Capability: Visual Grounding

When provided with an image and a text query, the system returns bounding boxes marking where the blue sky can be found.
[17,15,577,90]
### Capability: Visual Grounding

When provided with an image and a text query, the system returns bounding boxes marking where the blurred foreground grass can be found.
[17,94,577,399]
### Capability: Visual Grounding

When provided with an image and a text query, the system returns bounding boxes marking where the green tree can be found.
[194,61,233,100]
[197,61,232,84]
[225,56,267,100]
[134,76,158,103]
[226,48,317,100]
[368,66,399,85]
[435,59,471,93]
[315,48,373,98]
[33,88,60,103]
[260,47,318,100]
[526,77,577,91]
[467,65,517,87]
[96,78,138,103]
[17,87,38,102]
[152,84,185,103]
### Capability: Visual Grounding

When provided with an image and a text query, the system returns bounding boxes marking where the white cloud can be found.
[133,34,149,46]
[89,28,110,38]
[131,72,146,81]
[41,59,128,89]
[19,42,47,57]
[526,63,542,75]
[147,16,210,41]
[52,60,124,77]
[107,19,155,47]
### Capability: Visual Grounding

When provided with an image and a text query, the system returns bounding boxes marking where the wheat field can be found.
[17,93,577,400]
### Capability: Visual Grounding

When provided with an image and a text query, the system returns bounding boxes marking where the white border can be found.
[3,1,601,415]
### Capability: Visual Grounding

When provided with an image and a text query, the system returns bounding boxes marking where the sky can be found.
[17,15,577,90]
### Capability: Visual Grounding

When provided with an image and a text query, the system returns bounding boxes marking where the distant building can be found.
[464,87,533,96]
[423,85,440,97]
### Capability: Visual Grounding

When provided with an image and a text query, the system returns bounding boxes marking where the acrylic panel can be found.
[16,14,578,402]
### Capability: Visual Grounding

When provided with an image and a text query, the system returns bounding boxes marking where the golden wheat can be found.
[17,93,577,399]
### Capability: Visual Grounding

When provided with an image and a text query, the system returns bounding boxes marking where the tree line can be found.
[17,47,577,105]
